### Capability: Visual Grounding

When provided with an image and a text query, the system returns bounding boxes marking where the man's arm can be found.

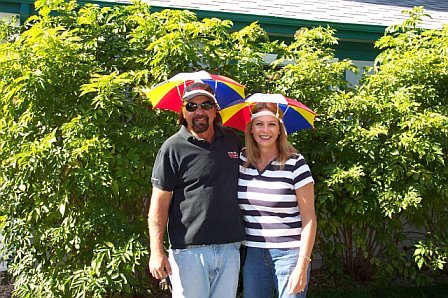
[148,186,173,280]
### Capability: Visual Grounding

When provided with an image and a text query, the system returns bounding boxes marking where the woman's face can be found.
[250,112,280,149]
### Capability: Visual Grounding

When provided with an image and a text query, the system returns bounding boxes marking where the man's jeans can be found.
[243,247,311,298]
[168,242,241,298]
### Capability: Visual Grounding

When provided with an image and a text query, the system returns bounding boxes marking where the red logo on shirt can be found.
[228,151,239,159]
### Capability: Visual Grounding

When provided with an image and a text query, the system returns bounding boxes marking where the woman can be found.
[239,101,317,298]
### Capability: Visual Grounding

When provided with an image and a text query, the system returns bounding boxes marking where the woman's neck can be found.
[254,147,278,170]
[259,146,278,160]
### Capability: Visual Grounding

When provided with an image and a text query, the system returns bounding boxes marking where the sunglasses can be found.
[184,101,215,112]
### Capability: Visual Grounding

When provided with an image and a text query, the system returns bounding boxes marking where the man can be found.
[148,81,245,298]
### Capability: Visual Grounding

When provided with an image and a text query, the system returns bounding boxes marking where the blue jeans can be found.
[243,247,311,298]
[168,242,241,298]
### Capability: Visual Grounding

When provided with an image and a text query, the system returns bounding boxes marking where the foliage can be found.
[0,2,157,296]
[304,7,447,284]
[367,7,448,275]
[0,0,270,296]
[1,1,447,296]
[0,16,19,43]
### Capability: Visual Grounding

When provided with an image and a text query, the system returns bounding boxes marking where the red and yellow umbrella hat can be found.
[145,70,245,112]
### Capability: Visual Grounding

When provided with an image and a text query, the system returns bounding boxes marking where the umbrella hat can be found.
[220,93,316,135]
[145,70,245,113]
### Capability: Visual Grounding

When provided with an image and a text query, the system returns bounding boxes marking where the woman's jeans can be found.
[243,247,311,298]
[168,242,241,298]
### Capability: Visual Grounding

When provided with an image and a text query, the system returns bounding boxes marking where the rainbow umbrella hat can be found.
[220,93,316,135]
[145,70,245,113]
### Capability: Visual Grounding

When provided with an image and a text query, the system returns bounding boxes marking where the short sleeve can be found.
[151,145,178,191]
[292,155,314,189]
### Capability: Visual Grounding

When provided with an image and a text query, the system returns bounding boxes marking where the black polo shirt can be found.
[151,125,245,249]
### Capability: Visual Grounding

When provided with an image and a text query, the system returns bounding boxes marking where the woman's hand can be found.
[287,261,309,294]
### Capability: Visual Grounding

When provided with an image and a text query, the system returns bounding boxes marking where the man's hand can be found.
[149,250,172,280]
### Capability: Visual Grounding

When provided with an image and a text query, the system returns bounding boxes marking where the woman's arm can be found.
[288,182,317,294]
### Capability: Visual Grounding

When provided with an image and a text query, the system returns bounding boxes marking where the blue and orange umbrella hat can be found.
[219,93,317,135]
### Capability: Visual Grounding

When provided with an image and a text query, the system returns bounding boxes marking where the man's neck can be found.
[188,127,215,143]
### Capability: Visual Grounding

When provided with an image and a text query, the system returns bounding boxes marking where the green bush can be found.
[0,0,270,296]
[303,7,447,284]
[1,1,447,296]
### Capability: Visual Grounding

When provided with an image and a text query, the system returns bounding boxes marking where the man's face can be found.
[182,96,217,134]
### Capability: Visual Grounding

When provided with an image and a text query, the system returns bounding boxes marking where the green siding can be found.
[334,41,380,61]
[0,0,383,61]
[0,1,21,13]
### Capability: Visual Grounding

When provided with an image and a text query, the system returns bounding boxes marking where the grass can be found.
[308,282,448,298]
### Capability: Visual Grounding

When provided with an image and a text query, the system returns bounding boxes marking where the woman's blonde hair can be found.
[244,102,297,168]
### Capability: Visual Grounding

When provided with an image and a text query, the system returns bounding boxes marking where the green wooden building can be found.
[1,0,447,84]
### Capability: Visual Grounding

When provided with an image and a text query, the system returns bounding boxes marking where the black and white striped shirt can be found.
[238,152,314,248]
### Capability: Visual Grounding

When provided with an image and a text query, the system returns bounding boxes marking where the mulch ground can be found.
[0,273,13,298]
